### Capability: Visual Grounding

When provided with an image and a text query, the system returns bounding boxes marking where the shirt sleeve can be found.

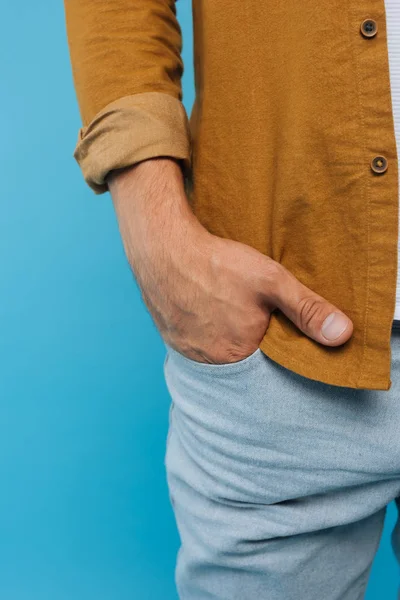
[64,0,192,194]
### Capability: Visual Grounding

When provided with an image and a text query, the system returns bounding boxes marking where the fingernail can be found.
[321,312,349,341]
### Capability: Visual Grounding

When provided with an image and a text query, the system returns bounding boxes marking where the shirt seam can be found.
[259,339,356,387]
[346,2,370,388]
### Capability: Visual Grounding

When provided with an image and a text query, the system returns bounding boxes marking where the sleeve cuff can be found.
[73,92,192,195]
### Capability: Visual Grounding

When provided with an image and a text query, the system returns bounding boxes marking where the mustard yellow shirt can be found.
[64,1,399,391]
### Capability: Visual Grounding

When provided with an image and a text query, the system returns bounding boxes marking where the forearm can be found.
[108,158,204,270]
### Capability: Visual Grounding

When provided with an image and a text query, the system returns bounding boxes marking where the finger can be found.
[266,263,353,346]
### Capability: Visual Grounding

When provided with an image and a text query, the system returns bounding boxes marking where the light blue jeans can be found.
[163,323,400,599]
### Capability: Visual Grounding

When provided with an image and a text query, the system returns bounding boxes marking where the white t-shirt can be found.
[385,1,400,320]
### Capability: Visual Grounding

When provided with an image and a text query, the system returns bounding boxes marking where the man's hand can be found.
[108,158,353,365]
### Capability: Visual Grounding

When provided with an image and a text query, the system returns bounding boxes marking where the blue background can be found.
[0,2,398,598]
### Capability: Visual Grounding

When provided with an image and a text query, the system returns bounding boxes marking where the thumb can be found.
[269,263,353,346]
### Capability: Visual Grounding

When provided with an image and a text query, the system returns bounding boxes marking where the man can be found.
[64,1,400,598]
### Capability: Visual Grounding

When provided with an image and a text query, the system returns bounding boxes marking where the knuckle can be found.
[260,260,283,301]
[219,341,257,363]
[263,259,282,282]
[297,296,326,330]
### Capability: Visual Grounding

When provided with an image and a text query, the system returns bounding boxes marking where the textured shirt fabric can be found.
[385,0,400,320]
[64,1,399,391]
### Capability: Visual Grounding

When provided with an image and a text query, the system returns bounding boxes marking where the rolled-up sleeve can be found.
[64,0,191,194]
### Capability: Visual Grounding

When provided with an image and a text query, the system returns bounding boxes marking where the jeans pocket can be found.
[164,343,263,378]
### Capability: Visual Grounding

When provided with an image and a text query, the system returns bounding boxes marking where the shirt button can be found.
[360,18,378,38]
[371,155,388,174]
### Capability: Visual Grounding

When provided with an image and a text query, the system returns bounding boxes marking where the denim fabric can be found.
[163,326,400,599]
